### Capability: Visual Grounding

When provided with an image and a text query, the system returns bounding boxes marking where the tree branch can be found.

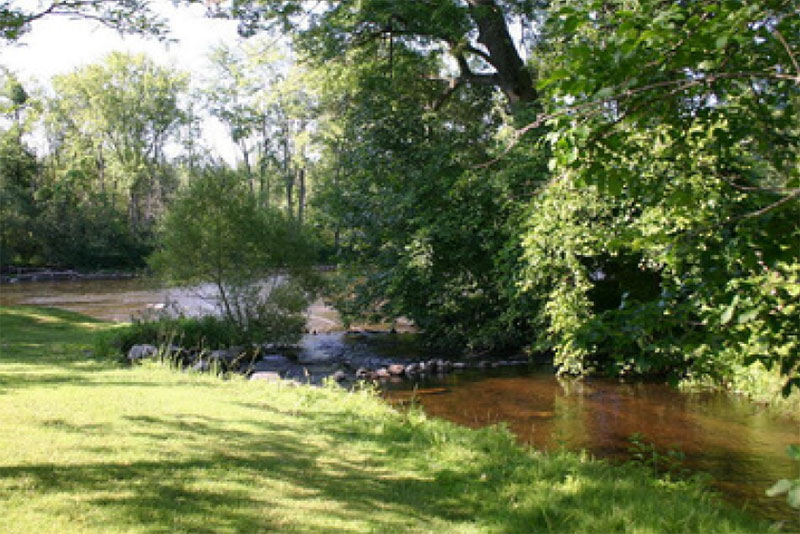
[477,69,799,168]
[738,189,800,220]
[773,28,800,80]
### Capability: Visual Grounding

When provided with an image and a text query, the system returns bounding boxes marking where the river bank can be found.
[0,306,780,533]
[0,267,138,284]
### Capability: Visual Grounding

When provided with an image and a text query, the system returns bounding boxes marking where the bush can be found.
[108,315,240,356]
[108,291,309,359]
[149,167,319,345]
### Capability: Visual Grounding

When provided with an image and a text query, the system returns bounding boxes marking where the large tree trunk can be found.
[466,0,537,104]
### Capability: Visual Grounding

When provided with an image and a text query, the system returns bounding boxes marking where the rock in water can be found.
[387,364,406,376]
[250,355,292,373]
[250,372,282,382]
[374,368,390,379]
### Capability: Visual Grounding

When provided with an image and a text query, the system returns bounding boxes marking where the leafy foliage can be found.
[3,0,797,397]
[311,41,546,352]
[106,293,308,356]
[517,0,800,391]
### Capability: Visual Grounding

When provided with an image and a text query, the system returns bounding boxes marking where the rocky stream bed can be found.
[127,330,530,386]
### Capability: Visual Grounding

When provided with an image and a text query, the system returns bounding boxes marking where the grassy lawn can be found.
[0,306,776,533]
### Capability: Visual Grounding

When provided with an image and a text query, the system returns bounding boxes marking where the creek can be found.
[1,278,798,527]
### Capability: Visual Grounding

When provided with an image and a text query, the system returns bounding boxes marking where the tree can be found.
[218,0,543,108]
[149,167,318,341]
[518,0,800,391]
[48,52,189,231]
[0,67,153,269]
[201,40,316,221]
[0,69,40,266]
[0,116,40,265]
[1,0,171,42]
[307,39,546,351]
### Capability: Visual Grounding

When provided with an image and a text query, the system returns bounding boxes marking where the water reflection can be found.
[384,368,800,526]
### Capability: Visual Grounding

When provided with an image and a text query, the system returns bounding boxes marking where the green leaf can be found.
[787,444,800,461]
[737,309,759,324]
[715,35,728,49]
[720,304,735,325]
[788,487,800,509]
[562,16,580,34]
[766,479,792,497]
[596,87,616,100]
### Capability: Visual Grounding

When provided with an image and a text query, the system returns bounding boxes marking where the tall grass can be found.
[0,306,778,533]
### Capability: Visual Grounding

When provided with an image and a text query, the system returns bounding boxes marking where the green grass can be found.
[0,306,777,533]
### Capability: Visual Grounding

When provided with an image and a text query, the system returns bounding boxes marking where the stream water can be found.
[1,278,798,527]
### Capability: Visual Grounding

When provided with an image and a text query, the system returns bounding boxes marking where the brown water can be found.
[384,368,800,527]
[2,279,799,527]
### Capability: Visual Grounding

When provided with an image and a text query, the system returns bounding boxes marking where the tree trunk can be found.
[297,167,306,226]
[240,141,254,194]
[282,122,294,219]
[286,170,294,220]
[466,0,537,104]
[94,146,105,195]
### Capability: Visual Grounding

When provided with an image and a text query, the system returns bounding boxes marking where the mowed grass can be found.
[0,306,776,534]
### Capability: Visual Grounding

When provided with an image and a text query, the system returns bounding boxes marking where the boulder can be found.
[250,354,292,373]
[190,359,210,373]
[209,346,245,363]
[127,344,157,361]
[355,367,370,379]
[374,367,390,379]
[405,362,421,375]
[387,364,406,376]
[209,349,234,362]
[250,372,282,382]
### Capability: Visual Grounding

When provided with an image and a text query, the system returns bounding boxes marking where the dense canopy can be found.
[1,0,798,395]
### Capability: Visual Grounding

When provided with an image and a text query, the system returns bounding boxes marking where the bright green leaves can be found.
[720,295,739,326]
[150,167,316,329]
[766,445,800,510]
[518,0,800,387]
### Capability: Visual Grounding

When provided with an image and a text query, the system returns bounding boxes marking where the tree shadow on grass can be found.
[1,413,471,533]
[2,399,772,534]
